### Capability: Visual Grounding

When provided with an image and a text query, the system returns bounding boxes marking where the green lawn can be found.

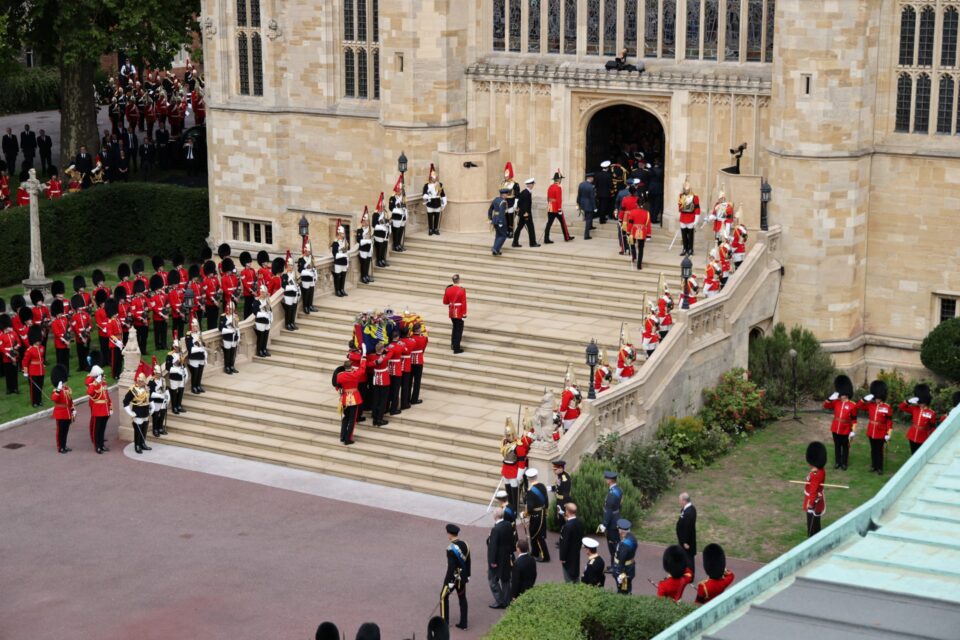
[634,413,910,563]
[1,253,175,425]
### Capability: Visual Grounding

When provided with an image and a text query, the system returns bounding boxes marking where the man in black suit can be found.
[676,491,697,578]
[124,128,139,171]
[486,507,513,609]
[183,138,199,176]
[648,157,665,224]
[36,129,53,175]
[511,178,540,248]
[558,502,585,583]
[73,146,94,189]
[510,539,537,601]
[19,124,36,172]
[155,122,170,168]
[2,127,18,174]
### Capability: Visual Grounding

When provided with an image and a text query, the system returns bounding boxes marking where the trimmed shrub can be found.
[748,322,836,405]
[655,416,732,471]
[567,458,644,534]
[920,318,960,383]
[0,184,209,286]
[484,583,695,640]
[610,441,674,509]
[700,368,779,435]
[0,64,60,114]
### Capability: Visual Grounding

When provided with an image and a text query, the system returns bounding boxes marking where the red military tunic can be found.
[51,385,75,421]
[594,365,611,393]
[155,269,169,286]
[695,570,736,604]
[71,309,92,347]
[658,295,674,330]
[900,402,938,445]
[711,200,733,234]
[560,388,581,422]
[823,398,857,436]
[678,193,700,225]
[501,437,520,479]
[387,341,404,378]
[371,352,390,387]
[51,316,71,350]
[267,274,282,296]
[16,186,29,207]
[443,285,467,319]
[624,207,652,240]
[515,432,533,472]
[202,275,220,306]
[657,569,693,601]
[95,307,109,341]
[129,295,148,328]
[642,316,660,350]
[0,330,19,364]
[411,334,428,366]
[347,351,369,384]
[401,337,416,373]
[704,263,720,295]
[683,275,699,307]
[149,291,168,323]
[168,287,185,323]
[221,272,239,306]
[47,178,63,199]
[617,345,636,379]
[857,399,893,440]
[336,359,367,407]
[803,467,825,515]
[21,344,45,376]
[118,279,134,296]
[32,303,51,329]
[240,266,258,298]
[12,314,29,346]
[547,182,563,213]
[106,317,125,352]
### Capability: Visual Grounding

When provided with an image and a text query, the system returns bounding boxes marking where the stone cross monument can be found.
[21,168,52,296]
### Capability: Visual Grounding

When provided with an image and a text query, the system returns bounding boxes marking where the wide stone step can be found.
[160,431,497,504]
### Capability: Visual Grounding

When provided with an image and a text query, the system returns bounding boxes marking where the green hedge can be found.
[0,184,209,286]
[748,323,836,405]
[921,318,960,383]
[0,64,60,114]
[483,583,696,640]
[549,458,645,533]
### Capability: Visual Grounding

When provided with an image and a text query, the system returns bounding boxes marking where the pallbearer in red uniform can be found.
[409,323,428,405]
[560,364,582,431]
[594,348,612,393]
[677,177,700,256]
[386,330,405,416]
[804,441,827,537]
[858,380,894,474]
[442,274,467,354]
[696,544,735,604]
[823,375,857,470]
[370,341,391,427]
[333,345,367,445]
[86,353,112,453]
[22,325,46,407]
[900,383,938,455]
[657,545,693,601]
[50,364,76,453]
[50,299,72,375]
[616,325,636,381]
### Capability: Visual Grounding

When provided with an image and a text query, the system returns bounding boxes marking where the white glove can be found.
[597,524,606,534]
[828,392,839,401]
[22,371,27,378]
[56,381,64,390]
[884,433,891,442]
[616,574,624,585]
[95,374,103,384]
[124,406,135,418]
[908,397,919,405]
[849,430,856,439]
[863,394,874,402]
[361,343,367,356]
[446,582,455,590]
[708,214,716,221]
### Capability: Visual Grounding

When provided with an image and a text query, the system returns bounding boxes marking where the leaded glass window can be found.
[918,6,935,66]
[746,0,762,62]
[765,0,775,61]
[250,0,260,28]
[251,33,263,96]
[687,0,701,59]
[374,49,380,98]
[548,0,561,53]
[373,0,379,42]
[494,0,506,51]
[942,7,957,67]
[895,73,912,132]
[529,0,541,53]
[937,74,954,133]
[344,1,380,100]
[915,72,931,132]
[645,0,658,57]
[564,0,577,53]
[344,0,354,39]
[663,0,676,58]
[358,49,368,99]
[510,0,522,51]
[725,0,740,61]
[237,0,247,26]
[587,0,600,55]
[604,0,618,55]
[703,0,719,60]
[238,33,249,95]
[344,49,355,98]
[624,0,638,56]
[899,6,916,66]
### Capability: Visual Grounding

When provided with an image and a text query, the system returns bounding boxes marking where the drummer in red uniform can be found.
[334,346,367,445]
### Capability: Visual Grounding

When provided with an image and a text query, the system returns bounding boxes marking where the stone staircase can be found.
[159,228,695,504]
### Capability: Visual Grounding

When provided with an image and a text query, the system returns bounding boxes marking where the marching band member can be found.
[50,299,72,375]
[422,163,447,235]
[219,257,240,312]
[900,383,938,455]
[186,317,208,394]
[166,335,188,414]
[268,256,284,296]
[677,178,700,256]
[594,348,612,393]
[616,325,636,381]
[252,286,273,358]
[0,312,20,394]
[201,260,221,331]
[823,375,857,470]
[373,193,390,268]
[130,279,150,354]
[148,274,168,350]
[390,176,408,252]
[356,207,375,284]
[256,250,273,290]
[282,252,301,330]
[219,301,241,375]
[858,379,893,474]
[85,353,112,453]
[123,372,153,454]
[560,365,582,431]
[104,298,124,379]
[298,238,318,313]
[51,364,75,453]
[149,356,170,437]
[238,251,258,319]
[22,326,46,407]
[45,170,63,199]
[331,225,350,298]
[93,288,111,360]
[30,288,51,353]
[501,162,520,234]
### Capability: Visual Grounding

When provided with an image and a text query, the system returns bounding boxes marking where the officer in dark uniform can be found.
[523,468,550,562]
[511,178,540,248]
[595,160,614,224]
[613,519,638,595]
[550,459,572,529]
[580,537,606,587]
[441,523,470,631]
[599,470,622,565]
[488,187,510,256]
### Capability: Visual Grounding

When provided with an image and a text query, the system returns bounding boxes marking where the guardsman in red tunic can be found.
[86,356,112,453]
[14,305,32,351]
[704,250,721,298]
[152,255,169,286]
[823,374,857,470]
[70,294,92,372]
[333,347,367,445]
[370,341,391,427]
[49,299,72,374]
[267,257,283,297]
[677,178,700,256]
[172,252,189,287]
[657,545,693,601]
[50,364,76,453]
[642,300,660,358]
[125,97,140,131]
[624,199,653,270]
[709,188,733,245]
[696,544,735,604]
[500,418,521,511]
[900,383,938,455]
[148,274,168,350]
[220,257,239,313]
[105,299,125,379]
[442,274,467,354]
[238,251,258,319]
[718,236,733,288]
[409,323,428,405]
[45,171,63,199]
[91,268,111,303]
[858,379,894,474]
[386,332,406,416]
[732,213,748,271]
[191,89,206,126]
[658,284,674,340]
[399,325,417,410]
[130,279,150,354]
[16,181,29,207]
[256,250,273,291]
[560,364,582,431]
[544,169,572,243]
[201,260,221,331]
[0,313,20,395]
[804,441,827,536]
[594,348,612,393]
[93,289,110,357]
[616,325,636,381]
[116,262,134,297]
[166,270,185,338]
[22,325,46,407]
[29,288,50,352]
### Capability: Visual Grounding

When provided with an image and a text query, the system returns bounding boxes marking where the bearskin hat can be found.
[221,257,235,273]
[94,289,108,306]
[113,285,127,301]
[132,258,145,274]
[217,243,231,259]
[73,275,86,292]
[202,260,216,277]
[256,250,270,266]
[0,297,5,314]
[27,324,43,345]
[703,543,727,581]
[152,255,165,271]
[662,545,688,579]
[88,350,102,369]
[355,623,381,640]
[117,262,131,280]
[953,390,960,408]
[70,294,85,311]
[10,294,25,312]
[51,364,69,387]
[834,374,853,399]
[50,299,64,316]
[0,313,10,331]
[314,622,340,640]
[167,269,181,286]
[51,280,65,297]
[869,380,888,402]
[271,257,285,276]
[172,251,185,267]
[914,383,932,406]
[30,289,44,305]
[239,250,252,266]
[92,269,105,286]
[133,279,146,294]
[149,274,164,291]
[104,299,118,318]
[18,307,32,324]
[200,246,212,261]
[427,616,450,640]
[188,264,201,280]
[806,441,827,469]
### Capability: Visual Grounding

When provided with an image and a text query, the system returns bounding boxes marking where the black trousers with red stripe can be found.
[56,418,70,450]
[340,405,359,443]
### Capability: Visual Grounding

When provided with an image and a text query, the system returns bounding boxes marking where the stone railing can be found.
[117,247,359,440]
[526,226,782,478]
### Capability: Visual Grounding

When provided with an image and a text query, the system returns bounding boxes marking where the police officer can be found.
[441,523,470,631]
[598,470,622,566]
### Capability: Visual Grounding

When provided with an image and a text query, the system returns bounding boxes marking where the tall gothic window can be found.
[493,0,506,50]
[564,0,577,54]
[937,74,955,133]
[344,0,380,100]
[603,0,617,55]
[624,0,638,56]
[662,0,677,58]
[686,0,701,59]
[899,6,916,65]
[548,0,561,53]
[236,0,263,96]
[704,0,719,60]
[725,0,740,61]
[896,72,912,132]
[914,73,931,132]
[746,0,763,61]
[645,0,659,57]
[529,0,541,53]
[918,6,936,65]
[942,6,958,67]
[765,0,775,61]
[587,0,600,55]
[509,0,522,51]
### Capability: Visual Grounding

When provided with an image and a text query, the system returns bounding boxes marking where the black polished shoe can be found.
[511,243,521,248]
[191,387,200,394]
[135,446,142,454]
[531,243,541,247]
[455,623,468,630]
[198,387,206,393]
[231,368,239,374]
[141,444,152,451]
[101,445,110,452]
[411,399,423,405]
[177,408,186,414]
[224,369,233,375]
[544,240,554,244]
[834,463,841,470]
[96,448,104,454]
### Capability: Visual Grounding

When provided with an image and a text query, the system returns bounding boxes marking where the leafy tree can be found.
[748,322,836,405]
[921,318,960,383]
[1,0,199,166]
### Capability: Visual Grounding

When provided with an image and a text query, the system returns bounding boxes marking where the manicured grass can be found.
[634,413,910,562]
[0,254,144,304]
